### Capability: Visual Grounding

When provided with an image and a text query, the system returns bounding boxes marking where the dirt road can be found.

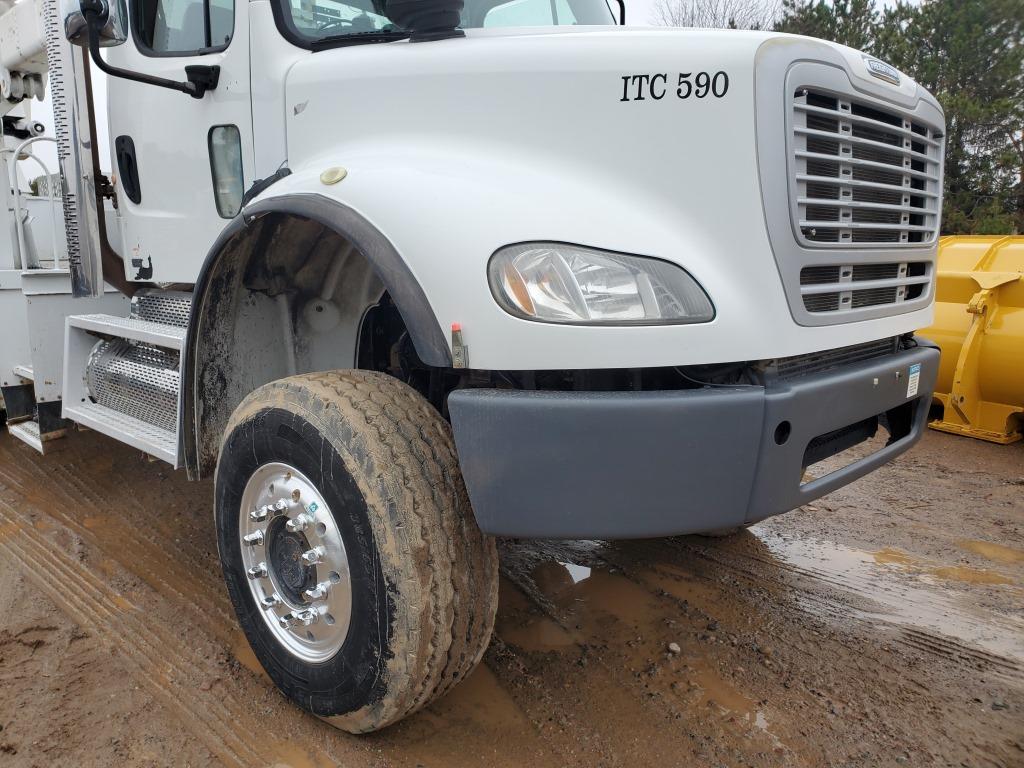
[0,427,1020,767]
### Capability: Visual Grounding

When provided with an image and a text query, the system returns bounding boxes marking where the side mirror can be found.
[63,0,127,46]
[63,0,219,98]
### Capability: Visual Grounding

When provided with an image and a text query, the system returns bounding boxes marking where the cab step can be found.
[63,293,190,468]
[13,364,33,382]
[61,401,177,464]
[7,420,43,453]
[5,402,69,455]
[67,314,185,350]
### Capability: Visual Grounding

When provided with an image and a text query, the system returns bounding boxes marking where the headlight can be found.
[488,242,715,325]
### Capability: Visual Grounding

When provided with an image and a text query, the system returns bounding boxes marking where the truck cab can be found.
[0,0,943,733]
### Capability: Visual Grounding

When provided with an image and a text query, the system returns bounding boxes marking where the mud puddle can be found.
[755,528,1024,664]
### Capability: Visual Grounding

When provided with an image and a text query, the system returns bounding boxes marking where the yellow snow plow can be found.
[920,236,1023,444]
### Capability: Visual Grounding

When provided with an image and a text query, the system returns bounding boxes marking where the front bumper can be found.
[448,339,939,539]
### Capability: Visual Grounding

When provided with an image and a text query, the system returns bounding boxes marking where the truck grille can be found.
[791,89,942,247]
[799,261,931,314]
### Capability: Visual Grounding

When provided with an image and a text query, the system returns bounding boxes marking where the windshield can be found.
[279,0,618,45]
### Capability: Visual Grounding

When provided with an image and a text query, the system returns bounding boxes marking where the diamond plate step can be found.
[63,401,177,464]
[7,420,43,454]
[68,314,185,350]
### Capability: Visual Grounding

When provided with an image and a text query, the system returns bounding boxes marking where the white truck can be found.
[0,0,943,732]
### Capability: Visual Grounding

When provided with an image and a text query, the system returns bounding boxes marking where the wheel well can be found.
[184,205,447,478]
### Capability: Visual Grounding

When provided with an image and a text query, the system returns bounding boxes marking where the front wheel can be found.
[215,371,498,733]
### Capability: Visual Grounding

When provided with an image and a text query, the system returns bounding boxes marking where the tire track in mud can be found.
[0,457,375,768]
[0,500,264,768]
[0,446,236,647]
[651,533,1024,682]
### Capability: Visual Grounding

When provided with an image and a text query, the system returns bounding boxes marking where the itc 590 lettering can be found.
[619,72,729,102]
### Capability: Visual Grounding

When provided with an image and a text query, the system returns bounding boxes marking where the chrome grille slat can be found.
[799,221,934,232]
[799,261,931,313]
[795,151,936,181]
[795,174,939,199]
[791,88,942,249]
[799,275,930,294]
[795,102,941,147]
[794,127,934,161]
[798,198,919,214]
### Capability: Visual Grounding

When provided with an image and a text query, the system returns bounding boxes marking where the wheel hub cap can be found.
[239,462,352,663]
[266,520,314,602]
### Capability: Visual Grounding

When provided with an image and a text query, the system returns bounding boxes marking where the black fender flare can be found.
[180,193,451,478]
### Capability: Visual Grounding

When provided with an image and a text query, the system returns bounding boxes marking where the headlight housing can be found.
[488,243,715,325]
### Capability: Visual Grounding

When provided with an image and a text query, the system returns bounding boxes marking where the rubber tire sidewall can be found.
[216,405,394,717]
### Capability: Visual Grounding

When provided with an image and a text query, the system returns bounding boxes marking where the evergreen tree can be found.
[776,0,1024,234]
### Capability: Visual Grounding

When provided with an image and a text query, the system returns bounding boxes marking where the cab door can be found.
[105,0,253,284]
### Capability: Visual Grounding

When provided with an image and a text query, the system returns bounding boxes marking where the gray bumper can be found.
[448,340,940,539]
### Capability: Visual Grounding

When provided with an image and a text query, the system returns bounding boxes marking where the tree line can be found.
[653,0,1024,234]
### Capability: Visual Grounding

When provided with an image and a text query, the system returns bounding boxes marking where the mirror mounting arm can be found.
[80,0,219,99]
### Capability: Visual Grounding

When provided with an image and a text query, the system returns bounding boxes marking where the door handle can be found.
[115,135,142,205]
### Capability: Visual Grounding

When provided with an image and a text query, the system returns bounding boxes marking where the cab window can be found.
[133,0,234,54]
[275,0,616,46]
[483,0,581,26]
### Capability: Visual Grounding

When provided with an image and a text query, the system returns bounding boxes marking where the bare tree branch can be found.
[652,0,781,29]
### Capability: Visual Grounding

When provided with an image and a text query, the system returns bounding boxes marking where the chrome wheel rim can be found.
[239,462,352,663]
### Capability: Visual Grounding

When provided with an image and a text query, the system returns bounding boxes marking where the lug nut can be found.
[286,513,314,533]
[273,500,289,514]
[250,506,268,522]
[261,593,282,609]
[242,531,264,546]
[304,581,331,601]
[247,562,268,580]
[279,609,316,629]
[301,547,325,566]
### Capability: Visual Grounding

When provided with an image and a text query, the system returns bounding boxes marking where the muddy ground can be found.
[0,427,1020,768]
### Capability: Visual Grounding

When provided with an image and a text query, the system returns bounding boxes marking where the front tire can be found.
[215,371,498,733]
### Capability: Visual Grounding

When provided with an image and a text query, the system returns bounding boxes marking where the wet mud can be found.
[0,428,1021,767]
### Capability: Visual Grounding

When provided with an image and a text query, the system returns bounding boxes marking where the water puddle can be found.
[422,663,535,733]
[497,610,576,652]
[757,530,1024,663]
[267,742,336,768]
[872,547,915,566]
[929,565,1013,586]
[959,539,1024,566]
[873,547,1014,585]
